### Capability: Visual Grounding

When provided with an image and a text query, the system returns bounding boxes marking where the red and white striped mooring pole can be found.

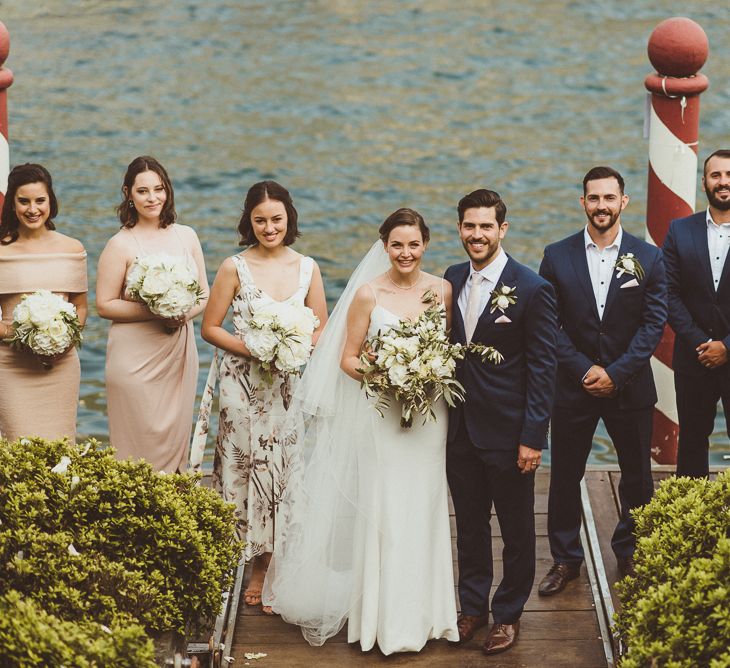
[644,17,709,464]
[0,21,13,211]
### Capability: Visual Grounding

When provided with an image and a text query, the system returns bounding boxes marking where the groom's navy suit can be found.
[445,255,557,624]
[663,211,730,477]
[539,229,666,565]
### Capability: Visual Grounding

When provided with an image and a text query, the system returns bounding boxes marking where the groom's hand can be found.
[517,445,541,474]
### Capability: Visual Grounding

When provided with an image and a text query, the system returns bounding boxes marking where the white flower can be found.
[501,285,511,294]
[623,258,635,272]
[245,328,279,362]
[100,625,112,634]
[70,475,80,489]
[51,456,72,474]
[496,295,510,310]
[388,363,410,387]
[67,543,80,556]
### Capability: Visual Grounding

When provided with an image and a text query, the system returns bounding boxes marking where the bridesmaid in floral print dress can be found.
[197,181,327,610]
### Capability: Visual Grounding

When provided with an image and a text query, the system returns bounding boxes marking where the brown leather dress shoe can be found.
[538,562,581,596]
[455,613,489,644]
[482,621,520,655]
[617,555,636,577]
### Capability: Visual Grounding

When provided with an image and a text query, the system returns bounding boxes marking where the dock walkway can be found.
[230,471,608,667]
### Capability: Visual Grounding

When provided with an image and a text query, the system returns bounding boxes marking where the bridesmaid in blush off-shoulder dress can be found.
[96,156,208,472]
[0,164,88,443]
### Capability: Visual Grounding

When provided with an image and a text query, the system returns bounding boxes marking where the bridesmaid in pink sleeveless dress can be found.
[196,181,327,610]
[96,156,209,472]
[0,164,88,442]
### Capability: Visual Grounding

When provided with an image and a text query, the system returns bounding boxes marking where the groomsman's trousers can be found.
[547,404,653,565]
[446,423,535,625]
[675,370,730,478]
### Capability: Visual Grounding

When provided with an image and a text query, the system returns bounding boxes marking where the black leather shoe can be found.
[617,555,636,577]
[538,562,580,596]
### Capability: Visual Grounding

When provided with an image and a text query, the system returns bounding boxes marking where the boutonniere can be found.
[614,253,645,281]
[490,283,517,314]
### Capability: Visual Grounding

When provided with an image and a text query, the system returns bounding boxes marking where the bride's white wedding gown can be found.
[346,303,458,654]
[263,243,458,656]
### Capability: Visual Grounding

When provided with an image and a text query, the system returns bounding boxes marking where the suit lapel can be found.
[602,233,633,320]
[568,233,600,321]
[450,263,470,342]
[691,215,715,295]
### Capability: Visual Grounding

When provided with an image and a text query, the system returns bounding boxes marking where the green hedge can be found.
[0,590,156,667]
[616,470,730,667]
[0,437,239,663]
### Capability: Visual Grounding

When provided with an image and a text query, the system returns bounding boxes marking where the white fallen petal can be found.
[51,456,72,474]
[70,475,80,489]
[16,550,24,560]
[67,543,80,556]
[79,442,91,457]
[100,625,112,634]
[243,653,266,660]
[20,438,31,445]
[224,657,235,664]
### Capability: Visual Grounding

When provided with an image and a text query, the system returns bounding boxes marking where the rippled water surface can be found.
[3,1,729,467]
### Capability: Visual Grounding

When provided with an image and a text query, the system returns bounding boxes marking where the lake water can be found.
[3,1,729,467]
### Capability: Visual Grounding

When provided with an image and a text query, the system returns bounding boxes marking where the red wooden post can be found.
[0,21,13,211]
[644,17,709,464]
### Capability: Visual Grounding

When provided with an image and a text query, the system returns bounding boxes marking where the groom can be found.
[445,189,558,655]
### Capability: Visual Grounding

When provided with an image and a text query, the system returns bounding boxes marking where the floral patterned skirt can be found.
[210,352,297,561]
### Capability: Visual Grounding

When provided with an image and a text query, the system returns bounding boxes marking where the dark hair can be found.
[457,189,506,224]
[0,163,58,245]
[582,166,625,195]
[703,150,730,175]
[117,156,176,229]
[237,180,300,247]
[378,208,430,243]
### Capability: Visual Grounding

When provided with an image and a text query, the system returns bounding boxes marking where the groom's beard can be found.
[705,183,730,211]
[463,238,499,266]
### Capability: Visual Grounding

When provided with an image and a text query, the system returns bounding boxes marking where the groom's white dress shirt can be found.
[584,225,622,320]
[457,247,509,320]
[706,208,730,291]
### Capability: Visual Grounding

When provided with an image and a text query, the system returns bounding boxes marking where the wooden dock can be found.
[230,472,609,667]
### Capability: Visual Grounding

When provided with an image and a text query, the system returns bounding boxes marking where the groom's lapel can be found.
[473,256,517,339]
[451,263,470,342]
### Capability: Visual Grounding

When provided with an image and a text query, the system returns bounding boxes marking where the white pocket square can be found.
[495,315,512,324]
[620,278,639,289]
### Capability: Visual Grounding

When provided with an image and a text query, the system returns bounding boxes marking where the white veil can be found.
[262,241,390,645]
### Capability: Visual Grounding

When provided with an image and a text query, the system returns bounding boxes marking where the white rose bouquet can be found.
[4,290,83,368]
[358,291,504,428]
[126,254,203,327]
[244,299,320,383]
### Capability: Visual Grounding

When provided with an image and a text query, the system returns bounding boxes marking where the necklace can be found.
[387,269,422,290]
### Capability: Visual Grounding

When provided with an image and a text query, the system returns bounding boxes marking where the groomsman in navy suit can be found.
[445,189,557,655]
[663,149,730,478]
[538,166,666,595]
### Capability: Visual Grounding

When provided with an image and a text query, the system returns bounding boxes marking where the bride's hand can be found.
[362,343,377,363]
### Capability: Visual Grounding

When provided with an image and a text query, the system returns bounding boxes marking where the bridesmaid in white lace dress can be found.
[199,181,327,610]
[97,156,209,472]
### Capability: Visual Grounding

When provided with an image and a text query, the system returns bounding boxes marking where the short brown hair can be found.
[0,163,58,245]
[238,181,300,247]
[378,208,430,243]
[583,166,625,195]
[457,189,506,224]
[704,150,730,175]
[117,156,176,229]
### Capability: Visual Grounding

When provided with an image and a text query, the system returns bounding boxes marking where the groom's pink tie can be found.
[464,273,485,343]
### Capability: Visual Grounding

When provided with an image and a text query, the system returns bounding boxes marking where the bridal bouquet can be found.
[244,300,320,382]
[358,291,503,428]
[4,290,83,367]
[126,254,203,320]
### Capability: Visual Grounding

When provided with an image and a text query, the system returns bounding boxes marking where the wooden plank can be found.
[232,637,606,667]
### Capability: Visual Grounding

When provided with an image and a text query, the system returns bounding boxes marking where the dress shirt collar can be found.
[706,208,730,228]
[584,225,623,251]
[470,247,508,285]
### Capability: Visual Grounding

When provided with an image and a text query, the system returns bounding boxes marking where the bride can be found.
[263,208,458,655]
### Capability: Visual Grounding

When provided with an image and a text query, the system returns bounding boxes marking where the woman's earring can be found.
[128,201,134,208]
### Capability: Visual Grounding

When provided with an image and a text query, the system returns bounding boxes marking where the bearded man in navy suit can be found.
[445,189,557,656]
[537,166,666,596]
[663,149,730,478]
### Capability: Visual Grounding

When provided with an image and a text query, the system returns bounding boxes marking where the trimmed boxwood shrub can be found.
[0,437,239,661]
[0,590,156,667]
[615,470,730,667]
